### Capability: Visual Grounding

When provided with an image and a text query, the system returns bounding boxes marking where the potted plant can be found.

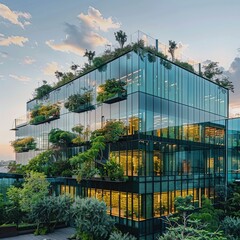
[11,137,36,152]
[64,90,94,113]
[97,78,127,104]
[30,103,60,125]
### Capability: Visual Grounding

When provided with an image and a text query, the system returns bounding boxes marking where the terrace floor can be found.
[1,227,75,240]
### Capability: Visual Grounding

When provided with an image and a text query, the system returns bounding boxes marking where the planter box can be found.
[30,115,60,125]
[0,225,18,238]
[103,92,127,104]
[72,104,95,113]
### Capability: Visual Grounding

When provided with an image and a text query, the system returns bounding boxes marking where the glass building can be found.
[13,47,230,239]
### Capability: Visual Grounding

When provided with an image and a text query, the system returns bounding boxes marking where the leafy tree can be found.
[175,60,194,72]
[202,61,234,92]
[190,196,222,231]
[34,80,53,99]
[71,197,114,240]
[158,195,226,240]
[71,63,80,76]
[5,186,24,226]
[29,195,72,235]
[168,40,178,61]
[84,49,95,65]
[115,30,127,49]
[20,172,50,213]
[109,231,136,240]
[55,70,64,81]
[25,150,54,175]
[49,128,76,149]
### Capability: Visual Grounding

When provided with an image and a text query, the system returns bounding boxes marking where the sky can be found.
[1,0,240,160]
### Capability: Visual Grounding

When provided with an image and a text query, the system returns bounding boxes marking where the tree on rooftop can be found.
[71,63,80,76]
[203,61,234,92]
[84,49,95,65]
[55,71,63,81]
[168,40,178,62]
[114,30,127,49]
[34,80,52,99]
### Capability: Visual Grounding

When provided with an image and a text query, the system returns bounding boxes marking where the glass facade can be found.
[14,50,229,239]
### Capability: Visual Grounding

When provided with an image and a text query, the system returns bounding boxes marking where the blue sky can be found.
[1,0,240,160]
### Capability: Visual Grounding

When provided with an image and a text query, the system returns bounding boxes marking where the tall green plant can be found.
[71,197,114,240]
[114,30,127,49]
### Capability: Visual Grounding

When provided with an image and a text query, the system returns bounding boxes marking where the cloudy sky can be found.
[1,0,240,160]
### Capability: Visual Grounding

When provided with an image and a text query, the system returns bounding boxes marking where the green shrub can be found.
[30,195,72,234]
[71,197,114,240]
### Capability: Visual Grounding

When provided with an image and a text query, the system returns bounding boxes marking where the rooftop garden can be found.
[32,30,233,101]
[30,103,60,125]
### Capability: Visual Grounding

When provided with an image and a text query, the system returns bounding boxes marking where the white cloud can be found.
[23,56,35,65]
[0,3,31,28]
[46,7,120,56]
[43,62,61,76]
[78,6,120,32]
[0,34,28,46]
[9,74,30,82]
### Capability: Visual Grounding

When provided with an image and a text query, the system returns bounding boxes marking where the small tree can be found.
[84,49,95,65]
[114,30,127,49]
[20,172,50,213]
[71,197,114,240]
[168,40,178,61]
[158,195,226,240]
[202,61,234,92]
[34,80,53,99]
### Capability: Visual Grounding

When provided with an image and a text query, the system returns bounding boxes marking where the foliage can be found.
[72,124,84,145]
[19,171,50,213]
[34,80,53,99]
[202,61,234,92]
[71,197,114,240]
[30,103,60,124]
[168,40,178,61]
[190,197,222,231]
[103,157,124,181]
[92,57,107,72]
[109,231,136,240]
[92,120,126,143]
[64,91,93,112]
[8,161,25,174]
[54,72,75,88]
[25,150,54,175]
[158,195,226,240]
[84,49,95,65]
[97,78,126,103]
[29,195,72,235]
[222,216,240,239]
[115,30,127,49]
[11,137,36,153]
[70,136,105,181]
[49,128,76,148]
[175,60,195,72]
[5,186,24,226]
